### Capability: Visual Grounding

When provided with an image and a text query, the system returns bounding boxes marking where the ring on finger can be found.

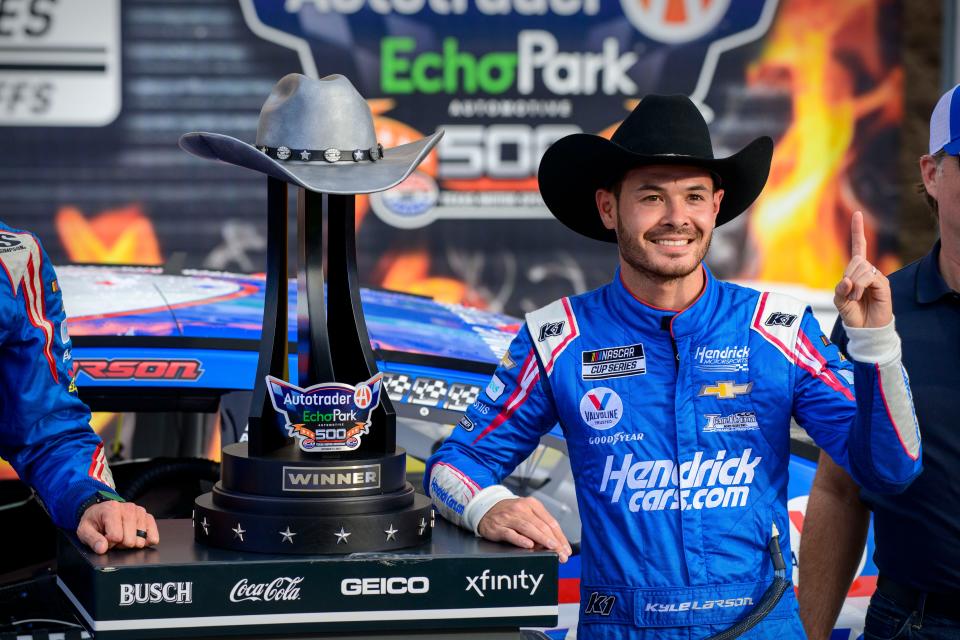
[871,266,877,275]
[136,529,148,539]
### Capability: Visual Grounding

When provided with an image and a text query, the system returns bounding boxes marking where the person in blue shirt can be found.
[426,95,922,639]
[799,85,960,640]
[0,220,159,554]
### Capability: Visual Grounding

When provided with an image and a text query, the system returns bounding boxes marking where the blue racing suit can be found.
[0,221,117,530]
[426,266,922,639]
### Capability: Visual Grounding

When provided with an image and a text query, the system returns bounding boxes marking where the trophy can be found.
[180,74,442,554]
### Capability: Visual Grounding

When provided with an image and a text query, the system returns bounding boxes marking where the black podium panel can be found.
[57,519,559,640]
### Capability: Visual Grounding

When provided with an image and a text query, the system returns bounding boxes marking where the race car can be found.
[7,265,878,639]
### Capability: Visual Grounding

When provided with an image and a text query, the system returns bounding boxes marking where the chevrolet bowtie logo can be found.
[698,381,754,399]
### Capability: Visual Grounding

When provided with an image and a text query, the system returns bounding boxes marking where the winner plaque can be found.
[180,73,443,554]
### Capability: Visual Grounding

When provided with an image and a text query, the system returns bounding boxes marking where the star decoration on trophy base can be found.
[384,524,398,541]
[232,523,246,542]
[335,527,351,544]
[279,527,297,544]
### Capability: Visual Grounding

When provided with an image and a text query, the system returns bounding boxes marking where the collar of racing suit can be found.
[611,263,719,340]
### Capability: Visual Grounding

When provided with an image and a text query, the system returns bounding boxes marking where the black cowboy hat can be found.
[537,94,773,243]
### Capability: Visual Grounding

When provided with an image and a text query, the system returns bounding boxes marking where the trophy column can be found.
[193,178,433,554]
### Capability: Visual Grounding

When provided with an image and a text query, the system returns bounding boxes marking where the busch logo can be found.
[120,582,192,606]
[538,321,565,342]
[584,592,616,616]
[341,577,430,596]
[229,577,303,603]
[465,569,543,597]
[600,450,761,513]
[764,312,797,327]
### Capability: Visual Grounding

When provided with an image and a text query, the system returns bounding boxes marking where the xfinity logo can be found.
[120,582,192,606]
[229,577,303,602]
[465,569,543,597]
[282,465,380,492]
[341,577,429,596]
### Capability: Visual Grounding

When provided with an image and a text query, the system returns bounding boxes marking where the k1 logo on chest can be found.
[581,343,646,380]
[580,388,624,430]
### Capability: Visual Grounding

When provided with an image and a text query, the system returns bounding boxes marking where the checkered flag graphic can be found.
[445,383,481,411]
[383,373,413,402]
[409,377,448,406]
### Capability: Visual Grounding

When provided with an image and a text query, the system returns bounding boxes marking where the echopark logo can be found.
[587,390,611,411]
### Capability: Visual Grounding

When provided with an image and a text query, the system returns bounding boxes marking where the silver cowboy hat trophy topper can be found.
[180,73,442,194]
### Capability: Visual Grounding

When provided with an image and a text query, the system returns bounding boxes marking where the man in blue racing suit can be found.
[425,95,922,639]
[0,221,159,554]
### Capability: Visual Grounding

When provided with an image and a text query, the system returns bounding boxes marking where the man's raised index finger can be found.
[851,210,867,259]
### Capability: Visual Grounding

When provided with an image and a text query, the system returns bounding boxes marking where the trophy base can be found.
[193,490,434,554]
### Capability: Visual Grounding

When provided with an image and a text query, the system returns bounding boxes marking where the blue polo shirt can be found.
[830,240,960,593]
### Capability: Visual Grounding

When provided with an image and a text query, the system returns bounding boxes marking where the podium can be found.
[57,519,559,639]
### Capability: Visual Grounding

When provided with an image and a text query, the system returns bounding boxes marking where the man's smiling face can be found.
[596,164,724,283]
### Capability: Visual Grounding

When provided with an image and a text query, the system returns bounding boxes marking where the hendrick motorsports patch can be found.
[581,343,646,380]
[579,387,623,430]
[267,374,383,452]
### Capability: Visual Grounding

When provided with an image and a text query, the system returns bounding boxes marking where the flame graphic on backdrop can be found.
[360,98,440,228]
[745,0,901,285]
[379,250,472,305]
[56,204,163,265]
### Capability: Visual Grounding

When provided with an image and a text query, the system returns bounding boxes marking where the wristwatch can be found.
[77,489,125,523]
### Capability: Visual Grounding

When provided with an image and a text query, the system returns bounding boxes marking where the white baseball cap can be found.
[929,83,960,155]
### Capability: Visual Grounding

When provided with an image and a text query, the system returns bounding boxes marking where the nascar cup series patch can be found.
[266,374,383,453]
[581,343,646,380]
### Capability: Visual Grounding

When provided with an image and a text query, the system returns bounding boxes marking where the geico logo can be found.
[286,471,378,487]
[229,577,303,603]
[644,597,753,613]
[75,359,203,380]
[289,0,599,16]
[341,577,430,596]
[119,582,192,606]
[600,450,761,512]
[382,31,637,96]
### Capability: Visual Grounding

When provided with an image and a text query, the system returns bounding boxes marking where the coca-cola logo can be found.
[229,577,303,603]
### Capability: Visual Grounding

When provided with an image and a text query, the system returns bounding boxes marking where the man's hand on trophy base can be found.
[477,496,571,563]
[77,500,160,554]
[834,210,893,329]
